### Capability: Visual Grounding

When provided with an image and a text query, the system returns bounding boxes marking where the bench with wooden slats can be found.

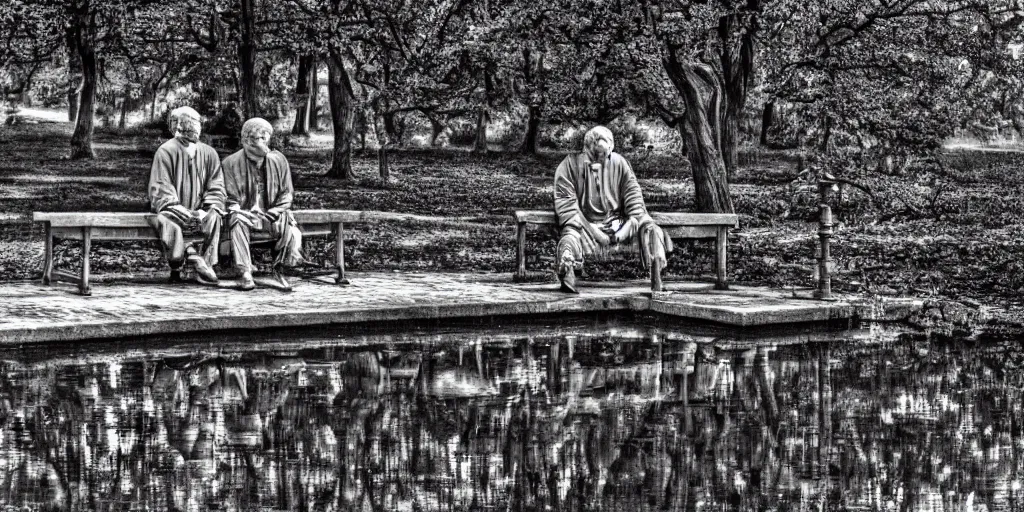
[33,209,367,295]
[513,210,739,291]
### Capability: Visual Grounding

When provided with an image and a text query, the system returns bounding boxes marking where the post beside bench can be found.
[33,210,362,295]
[513,210,739,291]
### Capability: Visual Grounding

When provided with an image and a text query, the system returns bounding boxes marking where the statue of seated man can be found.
[554,126,672,293]
[148,106,225,284]
[222,118,304,291]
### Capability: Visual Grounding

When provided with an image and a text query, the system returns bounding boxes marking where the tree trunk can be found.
[383,110,402,147]
[519,49,544,155]
[310,65,321,130]
[718,7,758,177]
[374,108,392,179]
[427,112,445,147]
[238,0,258,119]
[377,147,389,181]
[521,104,541,154]
[291,55,315,136]
[69,5,97,160]
[326,51,355,180]
[664,53,733,213]
[66,29,81,124]
[473,108,488,153]
[118,89,128,130]
[150,86,158,122]
[760,100,775,146]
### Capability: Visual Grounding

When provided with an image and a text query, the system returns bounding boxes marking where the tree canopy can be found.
[3,0,1023,209]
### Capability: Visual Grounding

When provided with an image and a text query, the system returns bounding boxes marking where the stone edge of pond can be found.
[0,289,929,345]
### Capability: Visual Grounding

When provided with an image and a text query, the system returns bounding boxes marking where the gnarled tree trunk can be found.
[326,51,355,180]
[69,2,96,160]
[292,55,315,135]
[66,38,81,125]
[664,53,733,214]
[718,4,758,176]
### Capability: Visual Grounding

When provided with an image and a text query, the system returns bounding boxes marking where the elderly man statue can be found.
[553,126,672,293]
[222,118,303,291]
[148,106,225,284]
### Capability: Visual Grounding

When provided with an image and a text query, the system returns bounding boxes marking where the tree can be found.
[762,0,1024,163]
[291,54,317,135]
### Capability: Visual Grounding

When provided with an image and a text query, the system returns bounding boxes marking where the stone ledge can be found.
[0,273,917,344]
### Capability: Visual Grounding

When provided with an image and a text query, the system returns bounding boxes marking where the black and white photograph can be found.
[1,0,1023,509]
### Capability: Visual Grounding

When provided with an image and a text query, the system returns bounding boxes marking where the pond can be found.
[0,316,1017,511]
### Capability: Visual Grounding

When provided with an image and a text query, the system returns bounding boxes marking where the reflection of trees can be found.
[3,333,1024,510]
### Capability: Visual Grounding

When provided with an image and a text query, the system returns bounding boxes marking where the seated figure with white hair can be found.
[553,126,672,293]
[148,106,225,284]
[221,117,304,291]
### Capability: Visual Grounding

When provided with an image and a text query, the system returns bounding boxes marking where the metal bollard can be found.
[814,179,836,301]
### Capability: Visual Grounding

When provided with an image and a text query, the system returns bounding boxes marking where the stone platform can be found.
[0,272,921,344]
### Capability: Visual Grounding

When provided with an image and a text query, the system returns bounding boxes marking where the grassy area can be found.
[1,122,1022,328]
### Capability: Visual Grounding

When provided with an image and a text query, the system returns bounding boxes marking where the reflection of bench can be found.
[33,210,364,296]
[513,210,739,291]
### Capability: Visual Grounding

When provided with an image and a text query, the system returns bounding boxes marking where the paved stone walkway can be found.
[0,272,920,344]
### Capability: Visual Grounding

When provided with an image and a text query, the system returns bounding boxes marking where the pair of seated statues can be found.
[151,108,670,294]
[148,106,303,291]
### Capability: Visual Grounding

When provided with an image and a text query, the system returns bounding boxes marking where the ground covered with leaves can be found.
[1,122,1021,329]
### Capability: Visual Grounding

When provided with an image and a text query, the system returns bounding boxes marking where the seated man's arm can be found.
[265,154,294,222]
[618,156,652,225]
[149,147,191,222]
[202,156,227,215]
[554,158,584,230]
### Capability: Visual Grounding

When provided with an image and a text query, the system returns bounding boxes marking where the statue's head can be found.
[583,126,614,163]
[169,106,202,143]
[241,117,273,159]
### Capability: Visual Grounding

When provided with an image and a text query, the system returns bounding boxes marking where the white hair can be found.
[583,125,614,152]
[169,106,201,132]
[241,117,273,140]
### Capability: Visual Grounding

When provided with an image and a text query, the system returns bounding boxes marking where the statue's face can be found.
[587,137,613,163]
[243,128,272,156]
[175,114,202,143]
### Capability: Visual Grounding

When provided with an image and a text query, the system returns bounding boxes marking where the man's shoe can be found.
[169,269,183,283]
[558,267,579,294]
[239,272,256,291]
[189,256,219,283]
[271,267,293,292]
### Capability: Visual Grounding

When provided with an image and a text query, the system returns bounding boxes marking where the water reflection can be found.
[0,325,1019,511]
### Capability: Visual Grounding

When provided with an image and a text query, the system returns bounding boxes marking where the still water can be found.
[0,318,1018,511]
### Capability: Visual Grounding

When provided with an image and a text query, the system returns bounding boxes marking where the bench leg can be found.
[80,227,92,296]
[715,227,728,290]
[42,221,53,285]
[335,222,349,285]
[514,221,527,282]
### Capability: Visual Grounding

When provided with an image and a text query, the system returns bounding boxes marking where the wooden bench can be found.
[513,211,739,291]
[33,210,367,296]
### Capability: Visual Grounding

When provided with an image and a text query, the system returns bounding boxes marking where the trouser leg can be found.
[269,212,303,268]
[229,214,254,273]
[199,211,222,268]
[150,213,186,269]
[556,226,585,275]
